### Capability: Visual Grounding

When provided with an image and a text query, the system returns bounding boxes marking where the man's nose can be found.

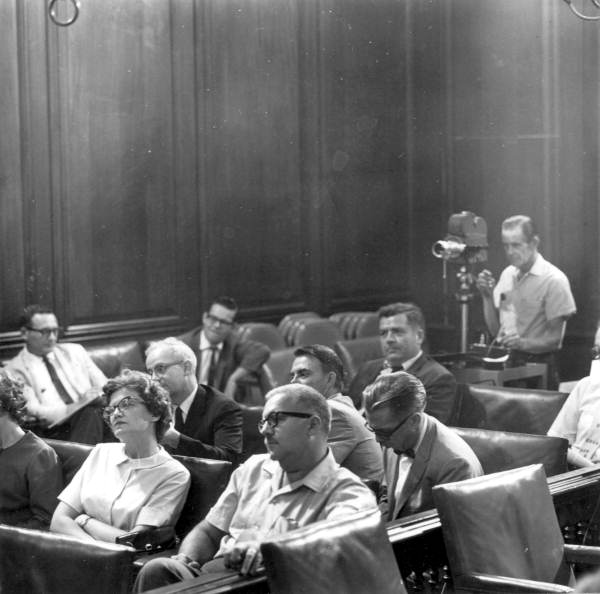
[259,423,273,436]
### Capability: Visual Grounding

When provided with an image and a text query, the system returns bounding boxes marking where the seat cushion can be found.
[86,340,145,378]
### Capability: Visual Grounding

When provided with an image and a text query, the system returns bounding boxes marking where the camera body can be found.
[432,211,488,264]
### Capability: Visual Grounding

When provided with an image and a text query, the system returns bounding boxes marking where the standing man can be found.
[349,302,457,423]
[134,384,377,591]
[145,337,242,464]
[364,371,482,519]
[178,297,270,401]
[290,345,383,482]
[6,304,106,444]
[476,215,576,389]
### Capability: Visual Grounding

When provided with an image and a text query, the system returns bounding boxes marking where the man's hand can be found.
[498,331,523,350]
[223,367,252,399]
[161,425,181,449]
[222,530,265,576]
[476,269,496,298]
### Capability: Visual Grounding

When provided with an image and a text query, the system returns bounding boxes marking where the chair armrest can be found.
[456,572,573,593]
[564,543,600,565]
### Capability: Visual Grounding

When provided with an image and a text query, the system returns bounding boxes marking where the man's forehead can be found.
[291,355,317,372]
[264,390,296,413]
[208,303,236,321]
[380,314,408,328]
[147,345,177,365]
[501,228,527,244]
[30,313,58,328]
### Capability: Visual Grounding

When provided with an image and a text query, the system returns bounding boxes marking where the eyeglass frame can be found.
[204,313,234,328]
[25,326,63,338]
[148,360,185,377]
[365,411,415,439]
[102,395,146,423]
[258,410,314,432]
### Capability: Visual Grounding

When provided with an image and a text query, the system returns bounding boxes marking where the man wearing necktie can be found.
[5,305,106,444]
[146,337,242,464]
[364,371,482,520]
[178,297,270,402]
[348,302,457,423]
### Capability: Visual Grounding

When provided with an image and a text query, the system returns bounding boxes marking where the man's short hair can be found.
[502,215,537,243]
[377,302,426,332]
[146,337,198,374]
[293,344,344,391]
[19,304,55,329]
[210,296,238,314]
[363,371,426,418]
[267,383,332,435]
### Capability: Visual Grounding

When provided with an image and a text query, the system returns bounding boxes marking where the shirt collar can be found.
[261,449,339,493]
[200,331,223,352]
[402,350,423,371]
[114,444,172,469]
[177,388,197,419]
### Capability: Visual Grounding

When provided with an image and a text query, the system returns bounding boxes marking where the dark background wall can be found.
[1,0,598,379]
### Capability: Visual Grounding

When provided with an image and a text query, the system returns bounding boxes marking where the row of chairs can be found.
[237,310,380,352]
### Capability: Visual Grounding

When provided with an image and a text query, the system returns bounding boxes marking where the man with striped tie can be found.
[145,337,242,464]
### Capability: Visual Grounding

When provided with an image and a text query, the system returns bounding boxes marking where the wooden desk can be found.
[451,363,547,389]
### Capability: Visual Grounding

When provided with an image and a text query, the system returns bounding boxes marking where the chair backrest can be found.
[86,340,146,378]
[329,312,362,339]
[263,347,296,387]
[433,464,572,588]
[353,312,380,338]
[0,524,135,594]
[334,336,383,383]
[454,383,569,434]
[278,312,321,345]
[261,509,406,594]
[239,404,266,463]
[291,319,343,348]
[170,456,232,539]
[451,427,568,477]
[46,438,93,484]
[237,322,286,351]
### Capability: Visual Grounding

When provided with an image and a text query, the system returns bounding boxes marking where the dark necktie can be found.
[174,406,184,432]
[207,347,218,386]
[42,356,74,404]
[394,448,415,459]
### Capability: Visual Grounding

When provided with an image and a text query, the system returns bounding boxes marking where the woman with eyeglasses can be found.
[0,369,63,529]
[50,370,190,543]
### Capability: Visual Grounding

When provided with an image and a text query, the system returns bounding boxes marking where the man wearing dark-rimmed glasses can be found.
[134,383,377,591]
[364,371,482,520]
[178,296,270,402]
[6,304,106,444]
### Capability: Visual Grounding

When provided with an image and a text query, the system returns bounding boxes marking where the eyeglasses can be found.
[205,314,234,328]
[258,411,313,432]
[148,361,184,377]
[102,396,145,422]
[365,413,414,439]
[26,326,62,338]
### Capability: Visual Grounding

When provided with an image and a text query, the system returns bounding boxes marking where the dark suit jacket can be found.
[381,415,483,520]
[178,327,270,393]
[349,354,458,424]
[168,385,243,465]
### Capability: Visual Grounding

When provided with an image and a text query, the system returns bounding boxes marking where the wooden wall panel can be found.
[198,0,305,316]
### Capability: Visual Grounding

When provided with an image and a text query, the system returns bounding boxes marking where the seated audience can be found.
[0,370,63,529]
[6,304,106,444]
[50,370,190,543]
[548,325,600,467]
[178,296,271,401]
[134,383,377,591]
[145,337,242,464]
[364,371,482,519]
[348,302,457,423]
[290,344,383,482]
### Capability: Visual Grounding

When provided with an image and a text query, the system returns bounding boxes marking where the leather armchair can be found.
[334,336,383,383]
[0,524,135,594]
[454,383,568,434]
[261,508,406,594]
[239,403,267,463]
[86,339,146,378]
[432,464,600,593]
[451,427,568,477]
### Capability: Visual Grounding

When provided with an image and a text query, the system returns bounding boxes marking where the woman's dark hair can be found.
[102,370,172,441]
[0,370,28,425]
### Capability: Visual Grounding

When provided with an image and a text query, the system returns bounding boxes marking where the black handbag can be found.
[115,526,176,554]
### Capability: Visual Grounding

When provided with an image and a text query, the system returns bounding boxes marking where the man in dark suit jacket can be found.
[178,296,270,402]
[364,371,482,520]
[349,302,457,424]
[146,338,242,465]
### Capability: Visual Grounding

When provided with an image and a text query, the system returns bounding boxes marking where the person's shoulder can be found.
[5,347,28,368]
[202,385,241,412]
[177,326,203,345]
[416,354,455,379]
[56,342,87,357]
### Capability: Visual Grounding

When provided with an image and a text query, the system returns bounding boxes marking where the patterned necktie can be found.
[174,406,184,431]
[42,356,74,404]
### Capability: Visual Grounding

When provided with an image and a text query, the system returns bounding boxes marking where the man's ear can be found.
[308,414,322,434]
[20,326,28,339]
[183,360,194,376]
